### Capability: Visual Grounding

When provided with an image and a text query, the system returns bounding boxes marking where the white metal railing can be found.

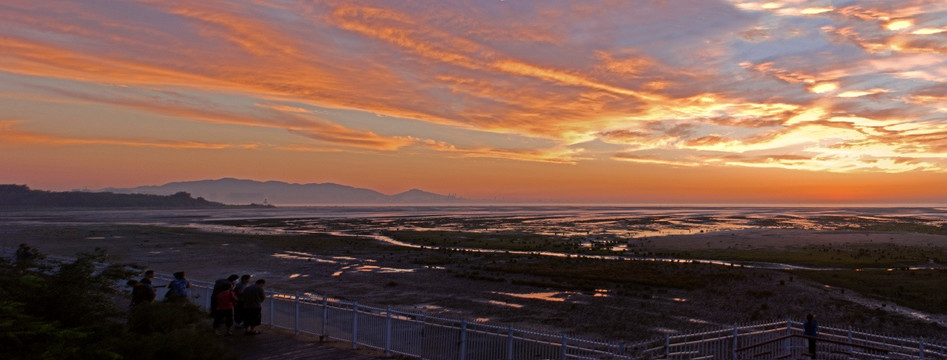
[161,275,943,360]
[9,252,945,360]
[156,274,644,359]
[657,319,944,360]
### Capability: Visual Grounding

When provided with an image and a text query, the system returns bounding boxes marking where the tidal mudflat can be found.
[2,206,945,343]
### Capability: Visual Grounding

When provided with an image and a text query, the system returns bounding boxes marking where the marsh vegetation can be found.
[3,207,945,344]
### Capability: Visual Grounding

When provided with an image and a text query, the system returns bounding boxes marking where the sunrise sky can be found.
[2,0,947,204]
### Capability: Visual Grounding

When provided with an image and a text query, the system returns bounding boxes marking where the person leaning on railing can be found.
[241,279,266,335]
[234,274,252,327]
[165,271,191,302]
[127,279,156,306]
[15,243,40,270]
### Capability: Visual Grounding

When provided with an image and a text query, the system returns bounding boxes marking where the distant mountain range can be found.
[0,184,246,209]
[100,178,462,205]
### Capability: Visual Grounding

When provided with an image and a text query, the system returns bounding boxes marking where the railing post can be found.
[321,296,328,340]
[385,308,392,357]
[848,327,855,354]
[665,333,670,359]
[561,334,568,360]
[732,326,739,360]
[919,339,925,360]
[700,332,705,357]
[785,319,792,355]
[294,293,300,335]
[507,326,514,360]
[352,302,359,350]
[460,320,467,360]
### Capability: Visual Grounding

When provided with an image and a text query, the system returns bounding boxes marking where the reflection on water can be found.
[9,206,944,272]
[652,327,678,334]
[274,252,419,277]
[481,299,524,308]
[182,207,947,253]
[687,318,713,325]
[493,291,583,303]
[351,264,416,273]
[13,206,942,246]
[272,251,338,263]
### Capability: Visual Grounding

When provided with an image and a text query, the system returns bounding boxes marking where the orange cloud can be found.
[157,2,300,57]
[837,88,890,98]
[0,120,257,149]
[609,153,690,167]
[275,144,344,153]
[419,138,585,164]
[594,51,658,77]
[255,103,312,114]
[822,2,947,55]
[290,128,415,151]
[20,82,420,152]
[740,61,814,84]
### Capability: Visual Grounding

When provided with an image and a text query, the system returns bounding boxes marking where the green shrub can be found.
[0,252,235,360]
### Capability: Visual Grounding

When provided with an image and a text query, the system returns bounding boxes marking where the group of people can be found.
[210,273,267,336]
[126,269,159,305]
[125,269,191,305]
[126,270,267,336]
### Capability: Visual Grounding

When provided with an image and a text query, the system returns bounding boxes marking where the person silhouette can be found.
[803,313,818,358]
[165,271,190,302]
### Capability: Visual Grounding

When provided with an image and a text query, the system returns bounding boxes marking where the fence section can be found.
[166,275,943,360]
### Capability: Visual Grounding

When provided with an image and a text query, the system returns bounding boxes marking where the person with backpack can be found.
[210,274,238,316]
[127,279,155,306]
[213,286,238,336]
[165,271,191,302]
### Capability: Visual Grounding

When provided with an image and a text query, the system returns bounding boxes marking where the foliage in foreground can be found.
[0,251,234,360]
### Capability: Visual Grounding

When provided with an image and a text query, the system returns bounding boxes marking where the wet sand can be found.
[2,212,945,344]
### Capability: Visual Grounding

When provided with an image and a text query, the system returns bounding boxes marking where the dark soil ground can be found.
[2,220,945,345]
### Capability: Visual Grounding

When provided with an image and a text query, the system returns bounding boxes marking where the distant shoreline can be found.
[0,184,272,209]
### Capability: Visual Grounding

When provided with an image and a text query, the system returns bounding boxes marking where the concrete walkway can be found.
[220,326,405,360]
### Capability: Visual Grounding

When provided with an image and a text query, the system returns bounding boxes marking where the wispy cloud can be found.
[18,82,419,151]
[419,138,587,164]
[0,120,258,149]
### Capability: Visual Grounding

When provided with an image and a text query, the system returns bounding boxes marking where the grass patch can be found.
[384,230,585,252]
[675,243,947,268]
[791,269,947,314]
[257,233,389,252]
[483,257,747,291]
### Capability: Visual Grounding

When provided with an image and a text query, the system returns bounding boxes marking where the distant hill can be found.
[0,184,261,209]
[100,178,462,205]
